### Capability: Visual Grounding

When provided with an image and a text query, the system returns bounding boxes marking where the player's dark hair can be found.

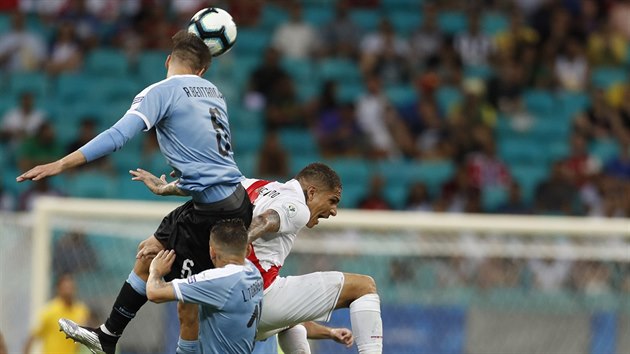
[210,219,248,255]
[295,162,342,191]
[171,30,211,72]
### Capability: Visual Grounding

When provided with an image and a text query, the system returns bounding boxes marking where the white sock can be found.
[278,325,310,354]
[100,324,119,337]
[350,294,383,354]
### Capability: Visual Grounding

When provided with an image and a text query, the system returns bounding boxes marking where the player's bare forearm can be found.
[16,150,86,182]
[247,209,281,243]
[130,168,189,196]
[147,250,177,303]
[303,322,354,347]
[146,273,176,303]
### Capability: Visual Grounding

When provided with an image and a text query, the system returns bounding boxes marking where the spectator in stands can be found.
[453,79,497,128]
[257,131,289,180]
[496,182,529,214]
[66,117,112,173]
[435,164,476,213]
[404,182,432,211]
[136,6,178,51]
[466,131,511,190]
[358,175,392,210]
[454,11,494,67]
[356,75,414,159]
[23,273,90,354]
[400,99,452,160]
[587,21,627,67]
[534,161,579,215]
[561,133,594,187]
[369,34,413,86]
[246,47,290,111]
[46,22,83,75]
[271,2,319,59]
[574,89,617,141]
[227,0,262,27]
[17,179,64,211]
[17,121,63,173]
[486,59,525,114]
[409,2,443,66]
[265,75,305,130]
[604,141,630,180]
[494,9,539,59]
[609,0,630,40]
[66,118,97,154]
[360,19,410,76]
[314,82,365,157]
[323,0,361,58]
[0,11,46,72]
[0,92,46,147]
[554,35,589,91]
[52,230,98,277]
[59,0,101,49]
[528,257,573,292]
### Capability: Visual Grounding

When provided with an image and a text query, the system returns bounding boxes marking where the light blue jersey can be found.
[172,260,264,354]
[126,74,243,202]
[80,74,244,203]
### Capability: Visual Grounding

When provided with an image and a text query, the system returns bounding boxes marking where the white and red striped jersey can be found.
[241,178,310,289]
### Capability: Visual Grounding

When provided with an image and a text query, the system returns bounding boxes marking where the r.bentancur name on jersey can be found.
[242,277,263,302]
[182,86,224,99]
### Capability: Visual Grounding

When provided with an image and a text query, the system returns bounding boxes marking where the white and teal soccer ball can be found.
[188,7,237,57]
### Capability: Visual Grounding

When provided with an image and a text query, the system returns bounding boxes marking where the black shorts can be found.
[154,184,252,281]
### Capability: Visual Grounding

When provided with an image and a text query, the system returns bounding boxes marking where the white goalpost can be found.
[19,196,630,353]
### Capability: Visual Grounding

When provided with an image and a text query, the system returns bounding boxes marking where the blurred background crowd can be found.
[0,0,629,298]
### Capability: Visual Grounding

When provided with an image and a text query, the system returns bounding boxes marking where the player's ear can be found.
[209,246,216,262]
[197,65,208,77]
[306,185,317,202]
[165,55,171,70]
[246,244,252,257]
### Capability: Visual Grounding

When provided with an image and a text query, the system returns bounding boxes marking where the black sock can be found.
[104,282,148,337]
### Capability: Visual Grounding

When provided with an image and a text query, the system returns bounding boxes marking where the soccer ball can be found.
[188,7,237,57]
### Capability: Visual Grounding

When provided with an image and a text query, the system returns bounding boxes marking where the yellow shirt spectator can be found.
[24,274,90,354]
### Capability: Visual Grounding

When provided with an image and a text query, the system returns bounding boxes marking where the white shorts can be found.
[256,271,344,340]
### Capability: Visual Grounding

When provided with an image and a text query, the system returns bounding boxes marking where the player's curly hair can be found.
[171,30,211,72]
[295,162,342,191]
[211,219,248,255]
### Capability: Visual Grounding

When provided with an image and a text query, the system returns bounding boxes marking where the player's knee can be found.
[358,274,377,295]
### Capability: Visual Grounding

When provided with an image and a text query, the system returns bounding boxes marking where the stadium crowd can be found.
[0,0,629,297]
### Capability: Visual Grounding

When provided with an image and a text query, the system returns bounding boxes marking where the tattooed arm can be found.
[247,209,281,243]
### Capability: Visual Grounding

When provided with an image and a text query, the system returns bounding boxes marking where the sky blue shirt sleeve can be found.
[126,81,172,130]
[78,114,145,162]
[171,269,236,309]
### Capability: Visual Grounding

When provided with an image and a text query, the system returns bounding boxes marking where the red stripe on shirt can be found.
[246,180,271,203]
[247,246,280,289]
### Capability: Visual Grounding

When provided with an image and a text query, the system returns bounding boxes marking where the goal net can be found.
[6,196,630,354]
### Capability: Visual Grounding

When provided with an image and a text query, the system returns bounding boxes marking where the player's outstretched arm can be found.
[303,322,354,348]
[129,168,188,196]
[247,209,281,243]
[16,150,86,182]
[147,250,178,303]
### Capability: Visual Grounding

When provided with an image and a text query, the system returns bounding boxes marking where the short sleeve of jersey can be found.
[268,198,310,234]
[126,82,172,130]
[171,270,233,309]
